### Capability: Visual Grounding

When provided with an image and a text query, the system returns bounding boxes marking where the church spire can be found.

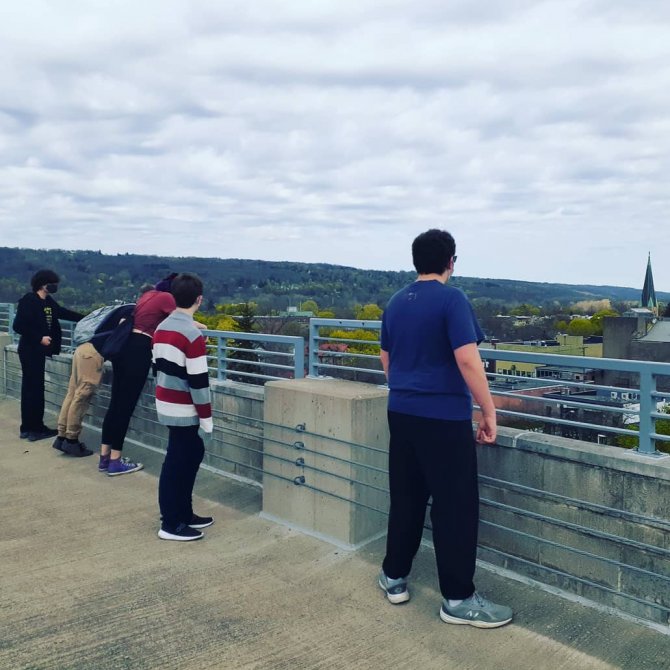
[641,252,658,316]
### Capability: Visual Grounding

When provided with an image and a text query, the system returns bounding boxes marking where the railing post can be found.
[637,369,656,455]
[8,304,15,342]
[294,339,305,379]
[308,319,319,377]
[218,337,227,381]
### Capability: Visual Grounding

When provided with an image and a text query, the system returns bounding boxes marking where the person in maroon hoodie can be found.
[98,274,178,476]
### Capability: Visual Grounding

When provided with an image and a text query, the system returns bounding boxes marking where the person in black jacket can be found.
[12,269,83,441]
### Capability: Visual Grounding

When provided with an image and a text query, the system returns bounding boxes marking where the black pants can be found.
[18,344,47,433]
[101,333,152,451]
[158,425,205,529]
[382,411,479,601]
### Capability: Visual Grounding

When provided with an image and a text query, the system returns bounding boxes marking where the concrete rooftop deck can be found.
[0,398,667,670]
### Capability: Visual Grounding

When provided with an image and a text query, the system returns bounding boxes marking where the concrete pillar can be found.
[262,378,390,549]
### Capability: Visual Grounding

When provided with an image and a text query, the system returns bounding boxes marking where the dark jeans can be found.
[18,344,47,432]
[382,411,479,601]
[158,425,205,529]
[101,333,152,451]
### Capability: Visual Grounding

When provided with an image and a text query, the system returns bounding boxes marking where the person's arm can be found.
[185,335,213,434]
[380,349,389,379]
[55,304,84,322]
[13,297,50,345]
[454,343,497,444]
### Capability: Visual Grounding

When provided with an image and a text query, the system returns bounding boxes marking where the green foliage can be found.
[354,304,383,321]
[196,313,239,332]
[509,304,541,316]
[567,318,595,336]
[1,247,667,319]
[616,405,670,454]
[329,329,380,355]
[216,302,259,316]
[301,300,319,313]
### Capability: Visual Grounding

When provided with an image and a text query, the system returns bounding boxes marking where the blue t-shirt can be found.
[381,280,484,420]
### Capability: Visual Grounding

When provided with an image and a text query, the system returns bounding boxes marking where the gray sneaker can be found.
[378,570,410,604]
[440,592,512,628]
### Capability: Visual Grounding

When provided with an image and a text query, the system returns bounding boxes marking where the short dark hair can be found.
[30,269,60,292]
[171,273,203,308]
[412,229,456,275]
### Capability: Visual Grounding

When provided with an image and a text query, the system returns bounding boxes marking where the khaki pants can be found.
[57,342,104,440]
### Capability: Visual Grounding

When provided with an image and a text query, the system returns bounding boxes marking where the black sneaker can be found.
[158,523,204,542]
[52,436,65,452]
[188,514,214,529]
[20,431,29,439]
[28,427,59,442]
[62,440,94,457]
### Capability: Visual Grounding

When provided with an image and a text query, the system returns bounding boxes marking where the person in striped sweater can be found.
[152,273,213,541]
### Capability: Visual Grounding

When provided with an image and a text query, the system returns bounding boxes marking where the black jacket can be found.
[13,292,83,356]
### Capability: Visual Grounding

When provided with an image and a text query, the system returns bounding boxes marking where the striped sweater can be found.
[152,311,213,432]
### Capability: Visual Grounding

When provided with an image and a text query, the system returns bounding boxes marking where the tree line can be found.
[2,247,666,336]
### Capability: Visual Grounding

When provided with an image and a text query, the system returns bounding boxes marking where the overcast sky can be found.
[1,1,669,291]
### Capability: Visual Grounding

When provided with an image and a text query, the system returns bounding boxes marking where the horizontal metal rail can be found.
[308,318,670,455]
[3,308,670,454]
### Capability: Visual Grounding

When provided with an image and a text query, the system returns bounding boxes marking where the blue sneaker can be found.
[440,592,513,629]
[98,454,110,472]
[107,457,144,477]
[378,570,410,604]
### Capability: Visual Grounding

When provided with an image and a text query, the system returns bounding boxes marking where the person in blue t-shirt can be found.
[377,229,513,629]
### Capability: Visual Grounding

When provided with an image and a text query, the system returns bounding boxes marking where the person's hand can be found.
[198,426,213,448]
[194,321,207,330]
[476,412,497,444]
[40,336,52,347]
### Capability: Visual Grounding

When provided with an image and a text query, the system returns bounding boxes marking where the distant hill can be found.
[0,246,665,315]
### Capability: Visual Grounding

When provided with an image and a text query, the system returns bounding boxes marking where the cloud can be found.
[1,0,669,292]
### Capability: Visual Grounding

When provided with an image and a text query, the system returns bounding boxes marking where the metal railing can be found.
[0,304,304,384]
[308,318,383,380]
[3,304,670,455]
[201,329,304,383]
[0,303,14,338]
[307,318,670,457]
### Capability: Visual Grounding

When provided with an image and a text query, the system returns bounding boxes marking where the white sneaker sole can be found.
[378,578,410,604]
[188,520,214,529]
[439,608,512,628]
[158,529,203,541]
[107,464,144,477]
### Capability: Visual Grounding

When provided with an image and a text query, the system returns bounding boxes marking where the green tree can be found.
[509,303,541,316]
[329,329,380,355]
[301,300,319,314]
[567,318,595,337]
[355,304,383,321]
[228,302,261,384]
[616,404,670,454]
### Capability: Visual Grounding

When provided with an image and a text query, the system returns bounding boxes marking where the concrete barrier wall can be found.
[477,430,670,625]
[262,378,389,549]
[3,344,669,626]
[2,345,265,483]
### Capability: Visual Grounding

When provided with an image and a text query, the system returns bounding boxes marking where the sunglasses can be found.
[452,255,458,264]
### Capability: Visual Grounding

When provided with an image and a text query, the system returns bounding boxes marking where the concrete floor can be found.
[0,398,668,670]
